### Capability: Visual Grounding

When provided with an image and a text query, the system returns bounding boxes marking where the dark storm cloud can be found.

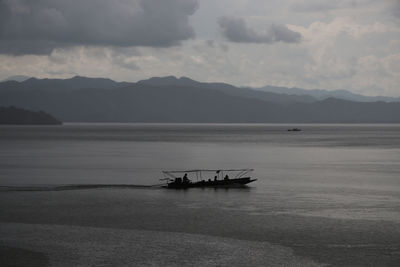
[218,17,301,44]
[0,0,198,55]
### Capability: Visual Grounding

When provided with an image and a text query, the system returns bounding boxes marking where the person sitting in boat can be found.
[224,174,229,180]
[183,173,189,183]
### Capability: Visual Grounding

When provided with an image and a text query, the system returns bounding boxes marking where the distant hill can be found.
[0,76,399,123]
[256,85,400,103]
[0,106,62,125]
[1,75,31,82]
[0,76,130,93]
[139,76,316,104]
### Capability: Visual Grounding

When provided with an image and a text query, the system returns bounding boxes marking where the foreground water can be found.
[0,123,399,266]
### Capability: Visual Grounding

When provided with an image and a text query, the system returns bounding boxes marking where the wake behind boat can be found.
[161,169,257,189]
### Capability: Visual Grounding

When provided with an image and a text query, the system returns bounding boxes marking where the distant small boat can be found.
[287,128,301,131]
[161,169,257,189]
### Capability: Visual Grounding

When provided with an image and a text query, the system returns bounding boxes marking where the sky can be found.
[0,0,399,96]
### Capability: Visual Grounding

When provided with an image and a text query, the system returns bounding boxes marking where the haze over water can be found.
[1,123,400,266]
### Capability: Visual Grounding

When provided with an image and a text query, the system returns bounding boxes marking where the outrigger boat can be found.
[161,169,257,189]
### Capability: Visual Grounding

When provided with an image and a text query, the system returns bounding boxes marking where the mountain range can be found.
[256,85,400,103]
[0,76,399,123]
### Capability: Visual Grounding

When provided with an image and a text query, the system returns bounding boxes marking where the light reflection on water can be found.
[0,123,400,266]
[0,123,399,224]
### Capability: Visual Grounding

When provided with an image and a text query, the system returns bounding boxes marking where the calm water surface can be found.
[0,123,399,266]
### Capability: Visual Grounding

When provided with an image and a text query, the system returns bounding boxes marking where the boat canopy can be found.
[162,169,253,180]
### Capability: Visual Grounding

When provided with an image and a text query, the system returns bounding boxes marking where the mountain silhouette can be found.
[256,85,400,103]
[139,76,316,104]
[0,76,399,123]
[0,106,62,125]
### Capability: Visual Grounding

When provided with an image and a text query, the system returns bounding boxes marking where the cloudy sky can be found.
[0,0,399,96]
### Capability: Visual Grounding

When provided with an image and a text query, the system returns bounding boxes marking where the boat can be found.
[160,169,257,189]
[287,128,301,131]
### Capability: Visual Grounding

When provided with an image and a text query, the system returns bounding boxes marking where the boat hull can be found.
[164,177,257,189]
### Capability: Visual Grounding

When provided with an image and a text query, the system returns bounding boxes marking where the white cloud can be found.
[291,0,375,13]
[280,17,400,95]
[290,17,396,42]
[382,53,400,76]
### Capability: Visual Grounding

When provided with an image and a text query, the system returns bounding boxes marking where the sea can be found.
[0,123,399,266]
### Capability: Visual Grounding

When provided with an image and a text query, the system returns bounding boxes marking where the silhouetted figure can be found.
[224,174,229,180]
[183,173,189,183]
[214,175,217,181]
